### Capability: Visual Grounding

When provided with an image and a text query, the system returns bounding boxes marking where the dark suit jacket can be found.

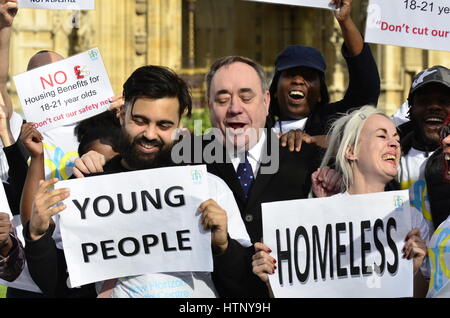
[191,131,322,297]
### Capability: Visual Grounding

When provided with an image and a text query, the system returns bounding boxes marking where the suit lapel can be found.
[209,161,247,204]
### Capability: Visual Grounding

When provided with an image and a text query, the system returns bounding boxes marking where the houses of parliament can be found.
[7,0,450,119]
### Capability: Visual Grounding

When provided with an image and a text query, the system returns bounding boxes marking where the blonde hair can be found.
[320,106,392,191]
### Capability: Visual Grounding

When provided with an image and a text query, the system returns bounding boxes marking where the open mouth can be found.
[382,154,397,166]
[424,116,445,127]
[288,90,305,100]
[136,140,161,153]
[227,123,247,130]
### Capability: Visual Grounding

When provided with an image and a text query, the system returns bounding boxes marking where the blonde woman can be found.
[253,106,431,297]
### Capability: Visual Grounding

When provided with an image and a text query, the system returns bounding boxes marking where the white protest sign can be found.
[0,185,42,293]
[56,165,213,288]
[246,0,334,10]
[262,190,414,298]
[365,0,450,52]
[13,48,114,132]
[18,0,94,10]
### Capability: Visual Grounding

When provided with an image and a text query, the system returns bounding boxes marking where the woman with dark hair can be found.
[269,0,380,141]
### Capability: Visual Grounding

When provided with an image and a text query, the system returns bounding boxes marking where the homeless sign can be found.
[18,0,95,10]
[13,48,114,132]
[247,0,334,10]
[365,0,450,52]
[262,191,414,298]
[55,165,212,287]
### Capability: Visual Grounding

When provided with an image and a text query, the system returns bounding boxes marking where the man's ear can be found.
[345,145,357,161]
[118,105,126,126]
[263,90,270,116]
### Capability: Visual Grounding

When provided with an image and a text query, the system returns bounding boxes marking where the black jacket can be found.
[424,148,450,229]
[2,142,28,215]
[197,131,322,297]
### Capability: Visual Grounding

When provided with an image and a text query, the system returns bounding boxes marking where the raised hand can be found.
[311,166,343,197]
[0,0,18,29]
[331,0,352,23]
[29,178,69,241]
[20,122,44,158]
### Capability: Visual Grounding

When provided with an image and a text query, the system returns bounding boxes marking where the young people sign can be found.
[56,165,213,287]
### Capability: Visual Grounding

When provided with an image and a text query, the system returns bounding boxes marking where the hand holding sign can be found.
[20,122,43,159]
[331,0,352,22]
[29,178,69,241]
[0,212,12,255]
[252,242,276,283]
[403,228,427,275]
[199,199,228,253]
[0,0,18,29]
[109,95,124,113]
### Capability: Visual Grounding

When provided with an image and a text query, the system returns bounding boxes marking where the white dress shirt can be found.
[230,130,266,177]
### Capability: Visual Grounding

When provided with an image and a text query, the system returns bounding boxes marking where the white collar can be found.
[247,129,266,164]
[273,118,308,134]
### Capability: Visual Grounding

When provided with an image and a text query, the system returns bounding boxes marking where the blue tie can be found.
[237,152,254,197]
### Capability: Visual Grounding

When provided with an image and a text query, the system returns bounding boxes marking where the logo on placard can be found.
[74,65,90,79]
[88,49,99,61]
[191,169,203,185]
[393,195,407,212]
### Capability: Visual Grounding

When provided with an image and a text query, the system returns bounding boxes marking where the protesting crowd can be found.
[0,0,449,299]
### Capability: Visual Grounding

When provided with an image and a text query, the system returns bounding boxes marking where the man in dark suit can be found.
[200,56,323,297]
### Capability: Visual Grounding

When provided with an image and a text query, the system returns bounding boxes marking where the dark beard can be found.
[118,131,175,170]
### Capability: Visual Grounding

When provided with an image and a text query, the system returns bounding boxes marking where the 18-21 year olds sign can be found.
[13,48,114,132]
[365,0,450,52]
[262,191,414,298]
[18,0,95,10]
[55,165,213,287]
